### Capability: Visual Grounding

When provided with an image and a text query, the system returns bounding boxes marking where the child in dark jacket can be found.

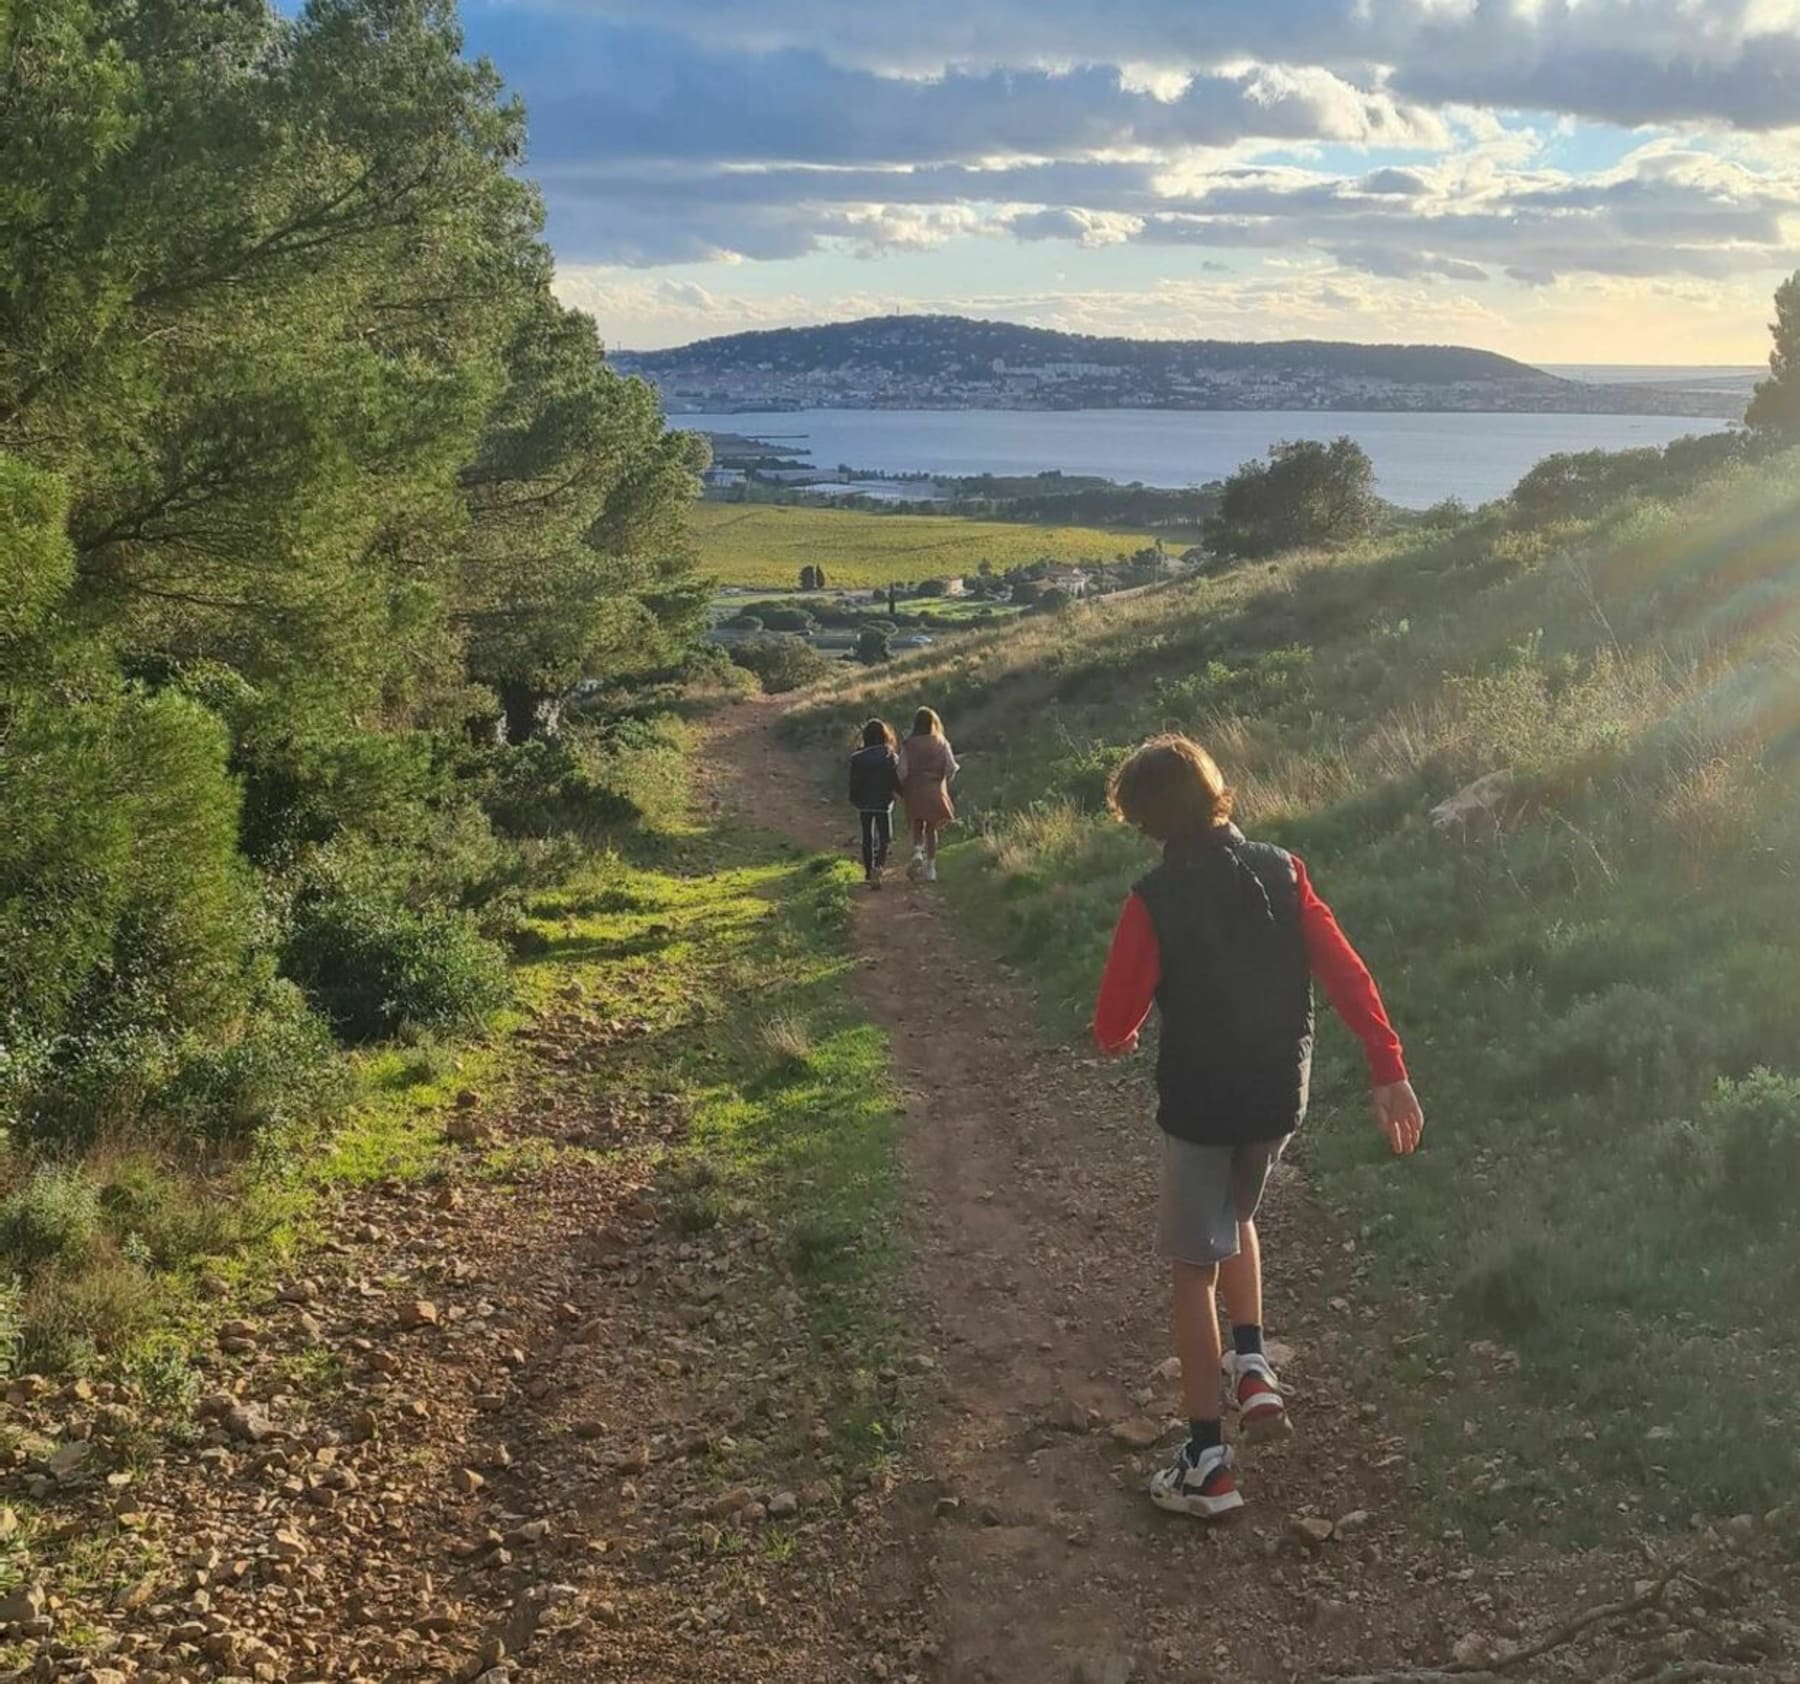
[848,719,903,887]
[1093,735,1424,1520]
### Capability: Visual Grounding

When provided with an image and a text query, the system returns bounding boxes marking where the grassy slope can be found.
[693,501,1156,588]
[787,452,1800,1546]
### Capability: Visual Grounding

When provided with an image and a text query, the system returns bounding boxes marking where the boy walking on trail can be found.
[848,719,904,887]
[1092,735,1424,1519]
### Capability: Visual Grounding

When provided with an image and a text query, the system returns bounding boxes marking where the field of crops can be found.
[689,501,1155,588]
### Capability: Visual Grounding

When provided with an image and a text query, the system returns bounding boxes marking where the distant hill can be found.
[613,314,1741,419]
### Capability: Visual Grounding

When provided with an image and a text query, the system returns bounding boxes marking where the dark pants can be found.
[859,808,893,874]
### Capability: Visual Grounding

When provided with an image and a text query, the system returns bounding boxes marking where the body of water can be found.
[677,407,1733,509]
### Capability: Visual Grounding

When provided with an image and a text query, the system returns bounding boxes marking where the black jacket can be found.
[1134,825,1314,1146]
[848,745,902,811]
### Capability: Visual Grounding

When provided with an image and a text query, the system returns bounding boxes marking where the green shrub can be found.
[1706,1069,1800,1224]
[731,635,832,695]
[1520,983,1706,1103]
[477,719,691,838]
[479,736,635,836]
[758,606,817,634]
[1205,437,1377,559]
[158,978,349,1145]
[283,884,510,1044]
[1049,744,1126,812]
[121,1335,202,1416]
[0,1164,103,1273]
[0,686,259,1139]
[20,1254,154,1370]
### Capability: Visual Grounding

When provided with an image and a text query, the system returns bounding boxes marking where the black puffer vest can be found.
[1134,824,1314,1146]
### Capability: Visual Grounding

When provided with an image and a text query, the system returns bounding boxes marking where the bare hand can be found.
[1372,1080,1424,1155]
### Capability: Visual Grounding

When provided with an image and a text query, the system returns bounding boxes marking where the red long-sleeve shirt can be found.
[1092,857,1408,1088]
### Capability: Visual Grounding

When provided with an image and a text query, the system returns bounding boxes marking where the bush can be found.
[1205,437,1378,559]
[0,1164,103,1273]
[478,735,636,836]
[1706,1069,1800,1224]
[283,882,511,1044]
[1050,744,1127,812]
[157,978,349,1145]
[854,625,891,665]
[1,685,260,1139]
[20,1253,154,1370]
[758,606,816,634]
[730,635,832,695]
[1509,448,1663,526]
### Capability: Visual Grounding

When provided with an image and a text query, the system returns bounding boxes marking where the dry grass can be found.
[758,1012,816,1075]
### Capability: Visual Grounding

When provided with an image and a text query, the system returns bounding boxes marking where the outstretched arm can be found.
[1293,857,1423,1154]
[1093,892,1160,1054]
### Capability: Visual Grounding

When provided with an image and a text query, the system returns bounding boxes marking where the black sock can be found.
[1232,1323,1263,1359]
[1187,1417,1223,1457]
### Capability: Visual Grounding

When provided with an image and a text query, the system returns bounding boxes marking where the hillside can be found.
[786,446,1800,1541]
[616,313,1742,417]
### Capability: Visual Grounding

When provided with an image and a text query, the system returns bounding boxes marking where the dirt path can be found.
[707,699,1478,1683]
[704,696,1799,1684]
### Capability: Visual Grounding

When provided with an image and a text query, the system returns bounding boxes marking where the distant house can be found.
[940,576,967,597]
[1044,567,1093,596]
[701,467,745,489]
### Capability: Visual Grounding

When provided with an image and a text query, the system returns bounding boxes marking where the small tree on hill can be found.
[854,625,892,665]
[1204,437,1378,560]
[1746,271,1800,437]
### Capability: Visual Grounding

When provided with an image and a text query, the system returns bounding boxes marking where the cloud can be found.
[1332,245,1491,283]
[514,20,1447,169]
[1003,207,1145,246]
[544,140,1800,286]
[524,0,1800,131]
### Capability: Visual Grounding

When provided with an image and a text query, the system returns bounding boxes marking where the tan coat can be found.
[898,733,958,827]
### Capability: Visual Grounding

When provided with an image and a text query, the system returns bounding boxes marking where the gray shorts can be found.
[1157,1134,1290,1266]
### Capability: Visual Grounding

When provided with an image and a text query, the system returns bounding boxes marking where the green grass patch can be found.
[514,827,905,1399]
[693,500,1154,588]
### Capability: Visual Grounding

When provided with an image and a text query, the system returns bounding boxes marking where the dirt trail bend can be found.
[706,699,1509,1684]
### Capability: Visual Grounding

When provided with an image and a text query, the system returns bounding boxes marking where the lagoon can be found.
[675,406,1732,510]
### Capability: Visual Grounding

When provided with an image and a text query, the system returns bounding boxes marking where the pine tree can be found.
[1746,272,1800,437]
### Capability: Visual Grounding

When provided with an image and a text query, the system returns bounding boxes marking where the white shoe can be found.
[1149,1442,1245,1520]
[907,849,925,882]
[924,859,938,883]
[1222,1351,1291,1442]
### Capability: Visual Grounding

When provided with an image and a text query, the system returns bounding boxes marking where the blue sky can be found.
[451,0,1800,360]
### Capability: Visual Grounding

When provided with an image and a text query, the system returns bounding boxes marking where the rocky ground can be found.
[3,698,1796,1684]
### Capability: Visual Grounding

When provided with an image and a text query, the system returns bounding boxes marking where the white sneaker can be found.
[1149,1442,1245,1520]
[924,859,938,882]
[1222,1352,1291,1442]
[907,849,925,881]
